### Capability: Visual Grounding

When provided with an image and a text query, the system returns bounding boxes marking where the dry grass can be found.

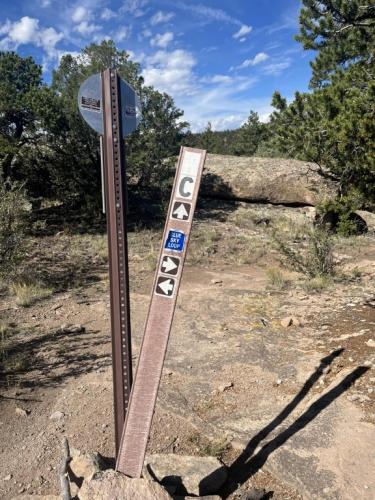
[266,267,287,289]
[302,275,332,292]
[11,282,53,307]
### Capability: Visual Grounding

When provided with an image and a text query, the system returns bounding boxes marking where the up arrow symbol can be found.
[158,279,174,295]
[173,203,189,220]
[162,257,178,274]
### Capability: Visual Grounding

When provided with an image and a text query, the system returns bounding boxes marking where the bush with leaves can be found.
[273,226,335,278]
[0,182,30,281]
[317,190,368,236]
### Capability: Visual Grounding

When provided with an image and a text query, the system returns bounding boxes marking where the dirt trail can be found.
[0,208,374,499]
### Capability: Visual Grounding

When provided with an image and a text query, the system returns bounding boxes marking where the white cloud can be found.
[101,8,116,20]
[233,24,252,40]
[176,2,241,25]
[121,0,148,17]
[75,21,101,36]
[150,11,175,25]
[141,28,152,38]
[210,74,233,84]
[113,26,130,42]
[8,16,39,44]
[40,0,51,7]
[235,52,269,70]
[0,16,63,59]
[142,49,197,96]
[150,32,174,48]
[263,61,291,75]
[0,20,12,36]
[72,6,88,23]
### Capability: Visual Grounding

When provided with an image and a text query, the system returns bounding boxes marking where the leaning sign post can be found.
[78,69,141,456]
[116,147,206,477]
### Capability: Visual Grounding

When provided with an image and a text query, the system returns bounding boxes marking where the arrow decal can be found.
[155,277,175,297]
[161,256,180,275]
[171,201,191,221]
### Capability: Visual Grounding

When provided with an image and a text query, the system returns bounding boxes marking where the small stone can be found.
[56,324,85,334]
[366,339,375,348]
[276,378,282,385]
[69,452,105,481]
[280,316,301,328]
[4,474,12,481]
[244,487,268,500]
[49,411,64,420]
[347,394,360,401]
[15,407,29,417]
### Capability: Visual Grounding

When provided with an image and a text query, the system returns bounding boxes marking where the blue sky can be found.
[0,0,313,131]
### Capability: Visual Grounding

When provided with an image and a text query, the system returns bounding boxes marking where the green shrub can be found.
[0,182,30,281]
[273,226,335,278]
[317,191,367,237]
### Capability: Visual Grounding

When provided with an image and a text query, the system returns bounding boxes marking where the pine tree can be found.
[296,0,375,87]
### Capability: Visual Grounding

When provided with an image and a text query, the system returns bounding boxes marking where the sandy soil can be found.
[0,201,374,499]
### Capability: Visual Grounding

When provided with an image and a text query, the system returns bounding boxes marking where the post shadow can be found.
[221,359,369,498]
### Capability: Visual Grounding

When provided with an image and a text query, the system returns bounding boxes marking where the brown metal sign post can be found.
[101,69,132,455]
[116,147,207,477]
[78,69,141,456]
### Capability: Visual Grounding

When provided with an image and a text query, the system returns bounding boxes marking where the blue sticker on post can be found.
[164,229,185,252]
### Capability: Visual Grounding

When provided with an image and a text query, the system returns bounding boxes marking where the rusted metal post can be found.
[101,68,133,456]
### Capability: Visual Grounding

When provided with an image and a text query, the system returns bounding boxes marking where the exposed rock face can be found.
[69,452,105,481]
[356,210,375,233]
[78,470,172,500]
[201,155,337,206]
[144,453,227,496]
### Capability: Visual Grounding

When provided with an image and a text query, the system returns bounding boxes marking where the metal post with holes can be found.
[101,68,132,455]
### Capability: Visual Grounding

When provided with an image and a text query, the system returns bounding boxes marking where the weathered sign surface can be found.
[116,147,207,477]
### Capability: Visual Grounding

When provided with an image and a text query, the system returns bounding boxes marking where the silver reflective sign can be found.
[77,73,141,137]
[78,73,103,134]
[120,79,142,137]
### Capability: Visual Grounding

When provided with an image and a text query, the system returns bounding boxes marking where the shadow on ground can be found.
[208,349,370,499]
[0,326,111,390]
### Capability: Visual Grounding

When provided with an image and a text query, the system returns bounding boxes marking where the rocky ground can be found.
[0,198,374,499]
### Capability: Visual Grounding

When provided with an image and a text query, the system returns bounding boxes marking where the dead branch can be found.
[60,437,71,500]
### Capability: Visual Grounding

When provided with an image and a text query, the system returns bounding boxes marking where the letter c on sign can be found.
[179,176,194,198]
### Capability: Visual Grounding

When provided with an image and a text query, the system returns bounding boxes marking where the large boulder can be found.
[201,155,337,206]
[78,470,171,500]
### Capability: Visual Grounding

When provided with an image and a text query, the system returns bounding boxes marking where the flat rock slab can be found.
[202,155,337,205]
[12,497,60,500]
[144,453,227,496]
[147,267,375,500]
[78,470,171,500]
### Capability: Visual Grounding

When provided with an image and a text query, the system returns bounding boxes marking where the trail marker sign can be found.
[116,147,207,478]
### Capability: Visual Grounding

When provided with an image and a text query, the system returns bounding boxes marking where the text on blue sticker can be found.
[165,230,185,252]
